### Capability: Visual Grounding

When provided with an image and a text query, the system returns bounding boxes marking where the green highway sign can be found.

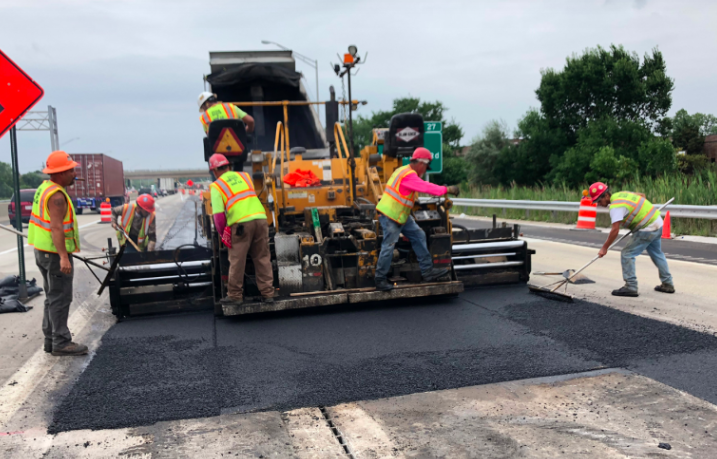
[402,121,442,174]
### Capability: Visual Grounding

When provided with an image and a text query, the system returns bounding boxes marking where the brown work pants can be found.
[227,219,274,300]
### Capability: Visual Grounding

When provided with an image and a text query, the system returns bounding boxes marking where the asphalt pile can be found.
[48,286,717,433]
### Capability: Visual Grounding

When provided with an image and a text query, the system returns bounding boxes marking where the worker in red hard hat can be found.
[198,92,255,134]
[374,147,461,291]
[111,194,157,252]
[28,151,88,356]
[208,153,274,305]
[590,182,674,297]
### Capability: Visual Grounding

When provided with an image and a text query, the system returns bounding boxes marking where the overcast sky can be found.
[1,0,715,173]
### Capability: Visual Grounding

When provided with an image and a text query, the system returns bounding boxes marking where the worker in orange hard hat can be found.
[111,194,157,252]
[198,92,255,134]
[374,147,460,291]
[27,151,88,356]
[208,153,274,305]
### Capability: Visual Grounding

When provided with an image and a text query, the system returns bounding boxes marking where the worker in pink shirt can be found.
[375,147,460,291]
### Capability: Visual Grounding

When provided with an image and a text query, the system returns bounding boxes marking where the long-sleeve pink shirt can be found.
[398,172,447,196]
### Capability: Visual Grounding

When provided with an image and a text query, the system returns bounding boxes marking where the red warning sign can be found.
[0,50,44,138]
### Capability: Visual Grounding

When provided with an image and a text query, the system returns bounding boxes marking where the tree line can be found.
[0,163,45,199]
[352,45,716,188]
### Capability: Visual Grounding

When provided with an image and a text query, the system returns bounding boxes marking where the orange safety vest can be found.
[210,171,266,225]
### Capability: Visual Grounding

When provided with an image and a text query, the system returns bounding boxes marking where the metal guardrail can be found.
[448,198,717,220]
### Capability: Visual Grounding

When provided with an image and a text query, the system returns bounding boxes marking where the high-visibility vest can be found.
[27,180,80,254]
[376,165,418,225]
[117,203,154,251]
[200,103,244,133]
[610,191,660,231]
[210,171,266,226]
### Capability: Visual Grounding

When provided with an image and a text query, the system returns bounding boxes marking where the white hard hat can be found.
[197,92,216,111]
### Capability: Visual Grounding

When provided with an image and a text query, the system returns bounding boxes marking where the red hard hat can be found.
[411,147,432,163]
[588,182,609,201]
[209,153,230,170]
[43,150,79,174]
[137,194,155,213]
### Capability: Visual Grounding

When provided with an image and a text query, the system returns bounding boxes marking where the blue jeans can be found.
[621,228,673,290]
[376,215,434,280]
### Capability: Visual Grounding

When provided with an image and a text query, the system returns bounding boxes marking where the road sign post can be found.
[10,126,27,299]
[1,50,44,300]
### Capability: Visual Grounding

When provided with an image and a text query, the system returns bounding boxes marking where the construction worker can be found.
[111,194,157,252]
[28,151,88,356]
[375,147,460,291]
[208,153,274,304]
[198,92,255,134]
[590,182,675,297]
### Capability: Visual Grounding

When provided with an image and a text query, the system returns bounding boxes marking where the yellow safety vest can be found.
[27,180,80,254]
[117,203,154,250]
[376,165,418,225]
[610,192,660,231]
[210,171,266,226]
[200,103,245,133]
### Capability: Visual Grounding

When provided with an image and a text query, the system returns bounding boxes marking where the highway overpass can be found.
[124,169,211,180]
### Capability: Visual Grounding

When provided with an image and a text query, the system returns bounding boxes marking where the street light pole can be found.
[261,40,320,123]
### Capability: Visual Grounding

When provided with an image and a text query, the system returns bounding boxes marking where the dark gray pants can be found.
[34,250,74,347]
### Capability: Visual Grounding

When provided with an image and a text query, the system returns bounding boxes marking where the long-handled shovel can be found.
[113,223,142,252]
[529,197,675,302]
[0,223,120,295]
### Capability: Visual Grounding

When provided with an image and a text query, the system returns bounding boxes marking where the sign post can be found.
[1,50,45,300]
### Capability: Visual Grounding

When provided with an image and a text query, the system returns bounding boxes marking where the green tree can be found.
[670,109,717,155]
[537,45,673,136]
[20,171,44,189]
[466,121,511,186]
[0,162,16,199]
[432,145,468,185]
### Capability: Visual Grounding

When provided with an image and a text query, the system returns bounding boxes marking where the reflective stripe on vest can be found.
[116,203,152,250]
[375,165,418,225]
[200,103,239,130]
[212,171,266,225]
[27,180,80,253]
[610,192,659,231]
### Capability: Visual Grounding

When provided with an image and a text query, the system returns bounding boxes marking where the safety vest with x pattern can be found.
[376,165,418,225]
[210,171,266,226]
[117,203,154,250]
[609,191,660,231]
[27,180,80,253]
[200,103,245,133]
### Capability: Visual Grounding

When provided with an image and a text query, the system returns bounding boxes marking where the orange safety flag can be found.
[283,169,322,188]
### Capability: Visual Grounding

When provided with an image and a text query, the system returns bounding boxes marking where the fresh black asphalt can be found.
[49,285,717,433]
[454,217,717,265]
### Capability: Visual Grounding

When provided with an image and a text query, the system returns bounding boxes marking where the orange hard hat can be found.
[137,194,155,213]
[43,150,79,174]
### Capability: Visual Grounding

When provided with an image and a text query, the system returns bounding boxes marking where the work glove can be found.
[445,185,460,196]
[221,226,233,249]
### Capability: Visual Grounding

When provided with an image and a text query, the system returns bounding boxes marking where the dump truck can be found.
[107,48,533,319]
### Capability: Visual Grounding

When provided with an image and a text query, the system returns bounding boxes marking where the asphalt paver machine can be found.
[108,48,532,319]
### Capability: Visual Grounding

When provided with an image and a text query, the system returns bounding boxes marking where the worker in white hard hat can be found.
[198,92,255,134]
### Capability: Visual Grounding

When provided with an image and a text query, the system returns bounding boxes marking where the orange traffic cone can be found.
[662,211,672,239]
[574,190,597,230]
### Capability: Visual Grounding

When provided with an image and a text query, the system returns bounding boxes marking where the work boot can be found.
[655,283,675,294]
[51,342,88,356]
[375,278,394,291]
[220,296,243,305]
[422,268,450,282]
[44,339,52,353]
[611,285,639,297]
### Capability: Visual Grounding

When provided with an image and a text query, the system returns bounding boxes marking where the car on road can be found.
[7,189,36,229]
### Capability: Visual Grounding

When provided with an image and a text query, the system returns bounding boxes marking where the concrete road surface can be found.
[2,204,717,458]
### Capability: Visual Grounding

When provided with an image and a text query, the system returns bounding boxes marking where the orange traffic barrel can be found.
[575,190,597,230]
[100,200,112,223]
